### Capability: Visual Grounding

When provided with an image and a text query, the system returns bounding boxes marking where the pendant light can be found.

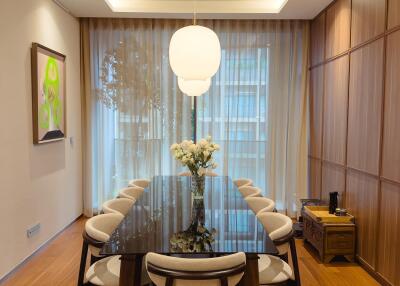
[169,25,221,80]
[178,77,211,97]
[169,1,221,97]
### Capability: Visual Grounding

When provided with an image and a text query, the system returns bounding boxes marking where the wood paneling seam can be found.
[309,24,400,70]
[374,0,389,278]
[319,9,328,200]
[343,0,353,209]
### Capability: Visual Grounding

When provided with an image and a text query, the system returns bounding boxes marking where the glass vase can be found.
[191,174,205,199]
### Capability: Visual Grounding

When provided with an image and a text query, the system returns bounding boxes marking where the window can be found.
[197,47,269,193]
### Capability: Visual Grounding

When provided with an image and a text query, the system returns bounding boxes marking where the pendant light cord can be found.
[193,0,197,25]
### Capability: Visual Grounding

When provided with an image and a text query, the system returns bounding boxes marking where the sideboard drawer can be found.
[327,232,354,250]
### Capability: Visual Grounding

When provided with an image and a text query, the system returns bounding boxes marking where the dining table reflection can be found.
[101,176,277,286]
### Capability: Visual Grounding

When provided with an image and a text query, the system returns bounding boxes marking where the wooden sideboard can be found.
[302,210,355,263]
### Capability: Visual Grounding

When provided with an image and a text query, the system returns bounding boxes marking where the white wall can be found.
[0,0,82,279]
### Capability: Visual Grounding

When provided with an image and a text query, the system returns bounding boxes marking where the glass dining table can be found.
[101,176,278,286]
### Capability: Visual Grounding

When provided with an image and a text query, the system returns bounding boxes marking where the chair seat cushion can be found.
[86,255,120,286]
[86,255,151,286]
[258,254,293,285]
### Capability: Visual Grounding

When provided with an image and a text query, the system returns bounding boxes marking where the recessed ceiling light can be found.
[105,0,289,14]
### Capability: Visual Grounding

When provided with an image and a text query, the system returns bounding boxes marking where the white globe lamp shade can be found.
[178,77,211,97]
[169,25,221,80]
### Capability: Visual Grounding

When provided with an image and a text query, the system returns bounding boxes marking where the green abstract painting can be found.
[32,43,66,144]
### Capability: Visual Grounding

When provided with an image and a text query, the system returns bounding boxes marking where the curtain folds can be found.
[80,18,309,217]
[80,18,193,216]
[196,20,309,216]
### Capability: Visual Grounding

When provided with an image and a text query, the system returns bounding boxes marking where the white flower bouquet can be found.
[170,136,220,177]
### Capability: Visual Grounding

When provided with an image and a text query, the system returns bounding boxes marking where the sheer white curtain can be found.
[81,19,309,217]
[81,19,193,216]
[196,20,309,216]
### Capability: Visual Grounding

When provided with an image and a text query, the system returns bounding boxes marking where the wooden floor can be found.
[0,217,380,286]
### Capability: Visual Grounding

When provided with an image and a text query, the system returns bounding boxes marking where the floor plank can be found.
[0,217,380,286]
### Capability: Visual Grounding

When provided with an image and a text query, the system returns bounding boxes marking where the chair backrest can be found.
[256,212,292,241]
[145,252,246,286]
[119,186,145,200]
[85,213,123,242]
[178,171,192,176]
[102,198,135,216]
[205,171,218,177]
[245,197,275,215]
[233,178,253,188]
[238,186,261,198]
[128,178,151,189]
[256,212,293,255]
[178,171,218,177]
[84,213,123,257]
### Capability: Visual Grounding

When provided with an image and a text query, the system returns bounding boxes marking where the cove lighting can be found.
[104,0,289,14]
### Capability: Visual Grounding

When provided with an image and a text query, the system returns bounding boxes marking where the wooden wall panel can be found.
[351,0,386,47]
[347,39,384,175]
[311,12,326,66]
[309,158,321,199]
[388,0,400,30]
[321,163,346,206]
[382,31,400,183]
[325,0,351,58]
[346,171,379,269]
[377,182,400,286]
[309,66,324,158]
[323,55,349,165]
[310,0,400,283]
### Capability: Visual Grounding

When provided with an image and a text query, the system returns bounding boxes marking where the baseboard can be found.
[0,214,83,283]
[356,255,392,286]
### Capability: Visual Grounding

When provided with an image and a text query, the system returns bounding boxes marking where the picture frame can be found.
[31,43,66,144]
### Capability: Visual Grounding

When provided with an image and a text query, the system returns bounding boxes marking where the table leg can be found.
[134,255,143,286]
[240,253,259,286]
[119,255,141,286]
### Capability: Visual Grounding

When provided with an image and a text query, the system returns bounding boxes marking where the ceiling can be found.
[55,0,333,19]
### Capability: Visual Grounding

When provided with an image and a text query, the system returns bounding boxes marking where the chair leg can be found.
[90,255,96,265]
[279,253,289,263]
[289,238,301,286]
[78,240,89,286]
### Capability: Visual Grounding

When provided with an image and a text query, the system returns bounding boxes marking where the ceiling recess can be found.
[105,0,289,14]
[55,0,334,19]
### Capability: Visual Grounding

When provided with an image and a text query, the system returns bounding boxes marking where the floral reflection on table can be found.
[170,196,216,253]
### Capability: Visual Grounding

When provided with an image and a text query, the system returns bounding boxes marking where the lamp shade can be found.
[178,77,211,97]
[169,25,221,80]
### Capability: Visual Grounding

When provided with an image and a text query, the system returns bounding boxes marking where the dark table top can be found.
[101,176,278,256]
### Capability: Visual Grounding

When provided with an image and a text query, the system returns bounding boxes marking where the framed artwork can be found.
[31,43,66,144]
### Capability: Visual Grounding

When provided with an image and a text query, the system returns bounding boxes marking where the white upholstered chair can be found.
[233,178,253,188]
[256,212,300,286]
[257,212,292,255]
[238,186,262,198]
[119,186,145,201]
[78,213,123,285]
[145,252,246,286]
[245,196,275,215]
[128,178,151,189]
[85,213,124,257]
[102,198,135,216]
[81,213,150,286]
